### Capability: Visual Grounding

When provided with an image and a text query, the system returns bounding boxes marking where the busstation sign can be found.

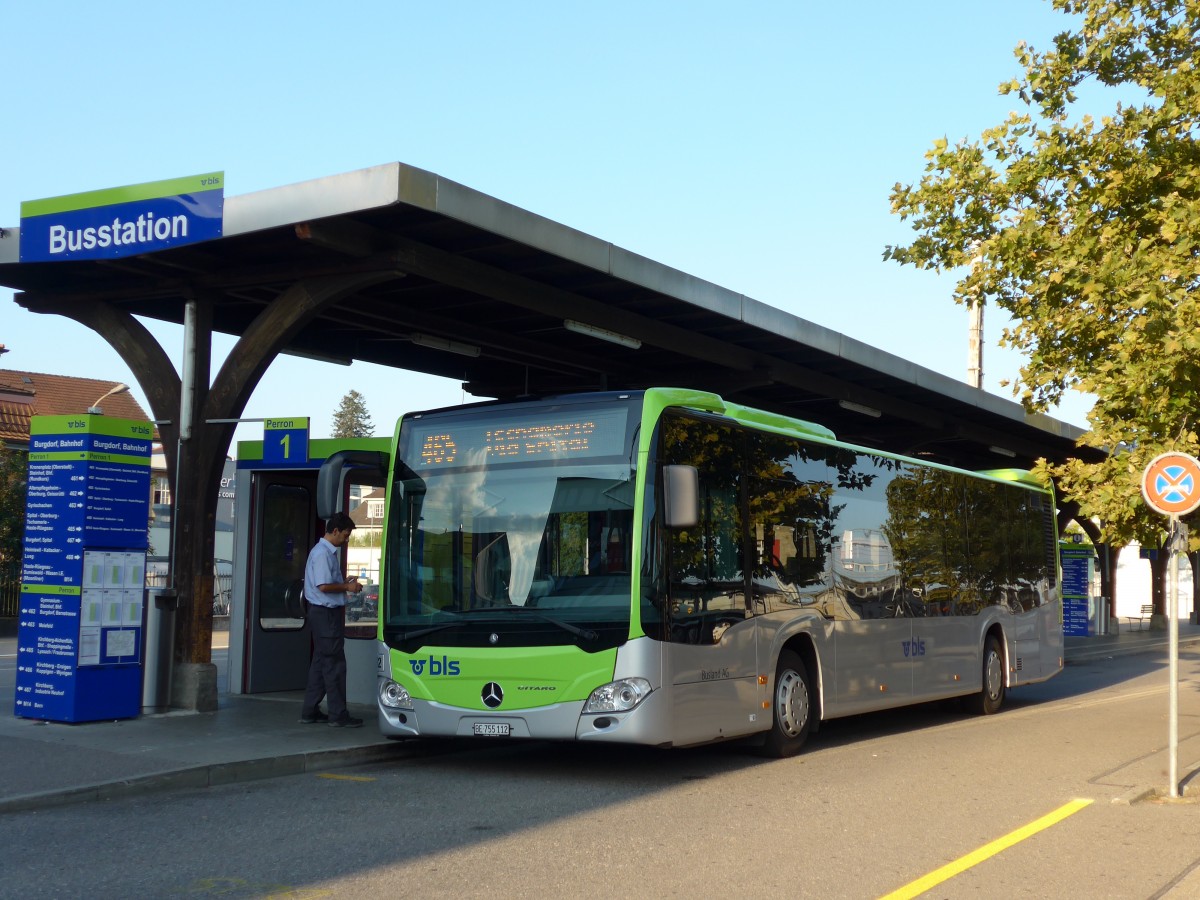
[1141,452,1200,518]
[19,172,224,263]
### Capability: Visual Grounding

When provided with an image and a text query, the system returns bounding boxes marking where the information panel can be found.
[1060,544,1094,637]
[14,415,152,722]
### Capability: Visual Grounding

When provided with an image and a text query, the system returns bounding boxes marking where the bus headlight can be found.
[379,679,414,710]
[584,677,652,714]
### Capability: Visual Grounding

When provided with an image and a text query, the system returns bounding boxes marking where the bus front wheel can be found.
[762,650,812,758]
[968,635,1006,715]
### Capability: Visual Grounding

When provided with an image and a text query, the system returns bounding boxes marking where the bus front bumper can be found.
[377,683,672,746]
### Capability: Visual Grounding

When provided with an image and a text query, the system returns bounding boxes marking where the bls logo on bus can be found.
[901,637,926,658]
[409,655,461,676]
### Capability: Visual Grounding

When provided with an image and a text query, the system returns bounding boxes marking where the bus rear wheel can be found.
[968,635,1005,715]
[762,650,812,758]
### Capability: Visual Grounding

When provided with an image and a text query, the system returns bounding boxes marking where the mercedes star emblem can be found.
[482,682,504,708]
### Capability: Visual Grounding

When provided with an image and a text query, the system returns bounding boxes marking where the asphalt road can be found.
[3,647,1200,899]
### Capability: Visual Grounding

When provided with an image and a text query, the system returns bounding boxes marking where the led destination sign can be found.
[406,406,631,468]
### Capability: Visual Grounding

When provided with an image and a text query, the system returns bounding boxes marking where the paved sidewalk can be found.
[1063,617,1200,662]
[0,691,406,812]
[1,621,1198,814]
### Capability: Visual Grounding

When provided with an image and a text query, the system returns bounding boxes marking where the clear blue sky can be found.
[0,0,1094,451]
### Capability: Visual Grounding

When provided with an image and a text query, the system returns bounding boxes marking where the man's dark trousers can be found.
[303,604,348,720]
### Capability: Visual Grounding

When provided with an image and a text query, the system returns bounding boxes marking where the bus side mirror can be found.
[317,450,389,519]
[662,465,699,529]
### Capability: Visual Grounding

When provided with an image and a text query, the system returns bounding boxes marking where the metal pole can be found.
[967,243,984,390]
[169,299,198,593]
[1168,518,1181,798]
[967,299,983,389]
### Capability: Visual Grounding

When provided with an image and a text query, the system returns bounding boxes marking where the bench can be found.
[1123,604,1154,632]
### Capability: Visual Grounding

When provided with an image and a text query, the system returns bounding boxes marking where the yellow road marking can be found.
[316,773,375,782]
[879,798,1094,900]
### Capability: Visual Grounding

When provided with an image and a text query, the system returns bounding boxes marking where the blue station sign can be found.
[19,172,224,263]
[15,415,153,722]
[1060,543,1094,637]
[263,417,310,466]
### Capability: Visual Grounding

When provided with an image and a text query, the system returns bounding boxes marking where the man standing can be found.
[300,512,365,728]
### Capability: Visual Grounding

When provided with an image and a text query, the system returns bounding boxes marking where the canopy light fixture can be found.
[989,445,1017,458]
[411,333,481,358]
[563,319,642,350]
[838,400,881,418]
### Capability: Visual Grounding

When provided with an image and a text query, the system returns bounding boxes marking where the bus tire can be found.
[968,635,1005,715]
[762,650,812,758]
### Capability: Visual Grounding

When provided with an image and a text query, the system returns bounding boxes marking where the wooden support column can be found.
[169,293,221,709]
[17,258,406,710]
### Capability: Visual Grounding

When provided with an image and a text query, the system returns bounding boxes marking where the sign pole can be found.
[1168,517,1181,798]
[1140,452,1199,799]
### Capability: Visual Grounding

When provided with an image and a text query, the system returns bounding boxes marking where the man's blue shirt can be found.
[304,537,346,608]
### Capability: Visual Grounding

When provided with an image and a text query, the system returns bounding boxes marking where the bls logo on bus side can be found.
[409,655,461,676]
[901,638,927,658]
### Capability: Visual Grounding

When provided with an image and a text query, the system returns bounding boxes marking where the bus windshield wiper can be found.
[489,606,599,641]
[397,622,458,641]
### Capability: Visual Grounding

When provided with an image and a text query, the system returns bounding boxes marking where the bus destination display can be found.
[408,407,629,468]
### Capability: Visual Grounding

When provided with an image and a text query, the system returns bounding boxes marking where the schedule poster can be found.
[1060,544,1094,638]
[14,415,151,722]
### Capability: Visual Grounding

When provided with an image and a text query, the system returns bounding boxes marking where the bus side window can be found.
[659,414,745,644]
[748,472,832,615]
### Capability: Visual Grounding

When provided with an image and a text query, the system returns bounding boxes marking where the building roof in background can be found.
[0,380,34,444]
[0,369,152,446]
[349,488,385,528]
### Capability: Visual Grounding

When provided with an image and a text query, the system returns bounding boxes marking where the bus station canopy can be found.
[0,162,1097,472]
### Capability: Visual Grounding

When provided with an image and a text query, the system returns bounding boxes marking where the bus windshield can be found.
[384,399,640,653]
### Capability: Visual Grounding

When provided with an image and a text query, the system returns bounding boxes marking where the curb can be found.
[0,742,404,815]
[1066,635,1200,664]
[1111,785,1159,806]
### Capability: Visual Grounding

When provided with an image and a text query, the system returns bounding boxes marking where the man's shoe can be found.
[299,710,329,724]
[328,715,364,728]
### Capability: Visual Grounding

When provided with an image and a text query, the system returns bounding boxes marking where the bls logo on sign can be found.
[409,655,461,676]
[901,637,926,658]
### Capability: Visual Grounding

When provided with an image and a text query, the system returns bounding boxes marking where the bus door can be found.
[833,616,913,713]
[830,539,914,713]
[243,471,318,693]
[666,588,759,746]
[665,487,760,746]
[1008,585,1044,681]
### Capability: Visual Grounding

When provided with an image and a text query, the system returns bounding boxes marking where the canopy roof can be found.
[0,162,1096,470]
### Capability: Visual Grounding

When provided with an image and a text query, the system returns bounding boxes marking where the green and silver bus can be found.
[327,388,1062,756]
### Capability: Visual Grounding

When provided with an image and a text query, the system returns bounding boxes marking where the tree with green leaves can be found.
[331,390,374,438]
[885,0,1200,609]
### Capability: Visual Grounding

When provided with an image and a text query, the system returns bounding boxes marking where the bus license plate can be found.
[473,723,510,736]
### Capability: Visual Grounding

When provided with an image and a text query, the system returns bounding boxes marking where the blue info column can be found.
[1059,543,1094,637]
[14,415,153,722]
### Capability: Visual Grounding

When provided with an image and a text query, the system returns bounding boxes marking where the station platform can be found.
[2,621,1198,814]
